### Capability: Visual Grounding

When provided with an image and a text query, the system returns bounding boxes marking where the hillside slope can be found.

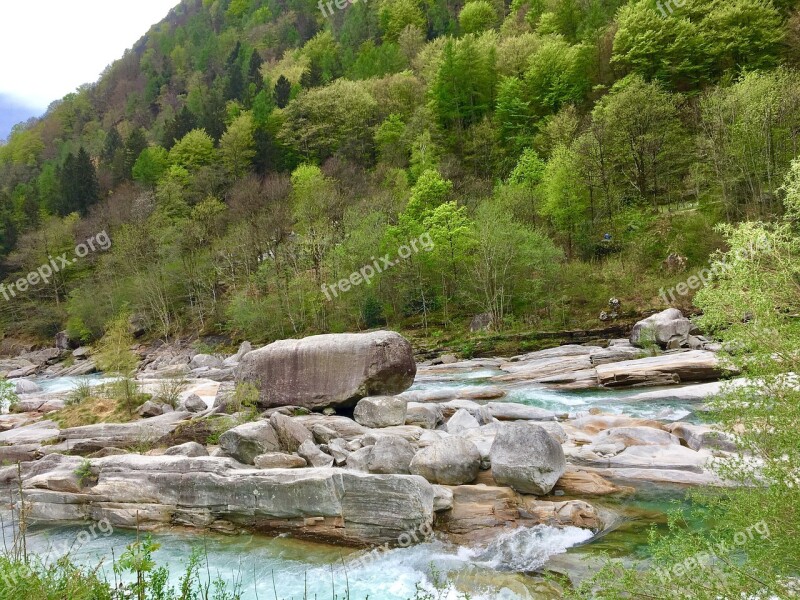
[0,0,797,345]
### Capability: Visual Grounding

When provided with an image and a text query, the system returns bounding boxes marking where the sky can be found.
[0,0,179,140]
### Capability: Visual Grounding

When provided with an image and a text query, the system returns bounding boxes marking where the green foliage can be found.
[0,379,19,413]
[73,458,95,488]
[132,146,169,188]
[459,0,497,34]
[66,378,94,407]
[168,129,216,171]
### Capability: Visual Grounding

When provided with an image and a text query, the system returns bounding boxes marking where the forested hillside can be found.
[0,0,797,344]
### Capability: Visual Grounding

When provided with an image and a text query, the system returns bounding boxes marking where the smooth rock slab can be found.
[237,331,416,410]
[1,454,435,546]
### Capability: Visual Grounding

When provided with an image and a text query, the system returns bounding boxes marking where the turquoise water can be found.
[7,366,715,598]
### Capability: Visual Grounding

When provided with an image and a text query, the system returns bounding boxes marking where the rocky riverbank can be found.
[0,309,739,551]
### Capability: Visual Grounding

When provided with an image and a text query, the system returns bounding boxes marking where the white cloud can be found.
[0,0,179,110]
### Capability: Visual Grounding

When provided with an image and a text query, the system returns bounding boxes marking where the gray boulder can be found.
[219,421,280,464]
[366,436,415,474]
[14,379,41,395]
[270,413,313,452]
[410,437,481,485]
[254,453,307,469]
[297,440,334,467]
[237,331,416,410]
[354,396,407,428]
[190,354,224,370]
[446,409,480,435]
[137,401,165,418]
[405,403,443,429]
[164,442,208,457]
[181,394,207,413]
[630,308,695,349]
[490,422,566,495]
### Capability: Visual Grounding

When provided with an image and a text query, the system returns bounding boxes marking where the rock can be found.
[270,414,313,452]
[237,331,416,410]
[595,351,728,387]
[254,453,307,469]
[311,424,340,444]
[14,379,41,395]
[164,442,209,457]
[0,454,435,546]
[326,438,350,465]
[297,440,334,467]
[49,412,191,455]
[405,403,443,429]
[72,347,91,359]
[190,354,224,370]
[410,437,481,485]
[181,394,208,413]
[446,409,480,435]
[295,415,367,441]
[345,446,373,472]
[485,402,556,422]
[89,447,129,459]
[137,401,165,418]
[353,396,407,429]
[630,308,695,349]
[223,341,252,367]
[7,365,38,378]
[218,421,280,465]
[432,485,454,512]
[665,422,737,452]
[554,469,630,496]
[569,444,710,472]
[366,436,415,475]
[55,331,73,350]
[490,422,566,495]
[439,354,459,365]
[594,426,679,448]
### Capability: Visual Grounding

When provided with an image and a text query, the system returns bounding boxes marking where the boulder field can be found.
[0,314,739,547]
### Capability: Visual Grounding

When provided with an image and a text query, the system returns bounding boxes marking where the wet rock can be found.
[490,422,566,495]
[237,331,416,410]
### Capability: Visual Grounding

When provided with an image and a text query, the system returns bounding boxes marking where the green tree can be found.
[459,0,498,33]
[169,129,216,171]
[132,146,169,188]
[220,112,256,178]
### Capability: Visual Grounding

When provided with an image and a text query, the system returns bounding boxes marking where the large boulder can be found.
[490,422,566,495]
[410,437,481,485]
[218,421,280,464]
[630,308,695,349]
[353,396,407,428]
[237,331,416,410]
